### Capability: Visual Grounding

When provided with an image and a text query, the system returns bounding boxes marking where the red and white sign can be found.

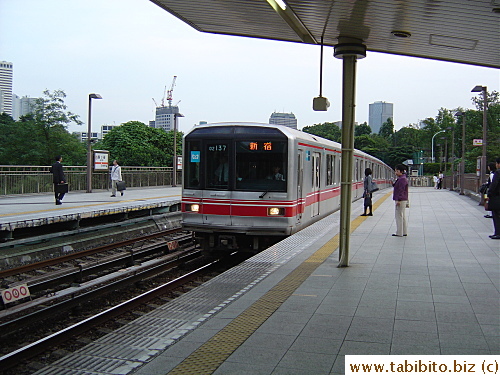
[167,240,179,251]
[1,284,30,304]
[473,139,483,146]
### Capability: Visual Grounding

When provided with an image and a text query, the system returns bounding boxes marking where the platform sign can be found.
[1,284,30,304]
[473,139,483,146]
[177,156,183,170]
[93,150,109,170]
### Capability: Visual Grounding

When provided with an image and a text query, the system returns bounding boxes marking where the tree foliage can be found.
[302,90,500,171]
[95,121,183,166]
[0,90,86,165]
[302,122,341,142]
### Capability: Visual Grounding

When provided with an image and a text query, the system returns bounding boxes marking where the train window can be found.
[206,143,230,190]
[235,141,287,192]
[184,141,201,189]
[326,154,334,186]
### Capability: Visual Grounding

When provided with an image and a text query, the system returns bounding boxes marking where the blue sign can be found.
[306,150,311,161]
[190,151,200,163]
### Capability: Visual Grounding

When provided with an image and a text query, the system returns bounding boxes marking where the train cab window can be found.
[184,141,201,189]
[206,143,230,190]
[235,141,287,192]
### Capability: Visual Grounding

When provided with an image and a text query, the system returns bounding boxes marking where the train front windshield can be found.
[184,127,288,192]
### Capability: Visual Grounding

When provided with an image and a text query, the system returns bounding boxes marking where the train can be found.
[181,122,393,251]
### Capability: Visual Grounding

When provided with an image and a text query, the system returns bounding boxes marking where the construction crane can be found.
[165,75,177,107]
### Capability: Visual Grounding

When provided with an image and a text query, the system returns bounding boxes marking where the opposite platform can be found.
[33,188,499,375]
[0,187,182,239]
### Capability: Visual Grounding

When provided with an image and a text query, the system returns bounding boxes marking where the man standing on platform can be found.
[110,160,123,197]
[487,158,500,239]
[50,155,66,205]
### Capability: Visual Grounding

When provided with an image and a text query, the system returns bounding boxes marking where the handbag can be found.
[405,200,410,208]
[116,181,126,191]
[55,183,68,194]
[370,181,379,192]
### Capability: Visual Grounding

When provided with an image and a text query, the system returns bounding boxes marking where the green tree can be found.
[355,122,371,136]
[96,121,183,166]
[31,90,84,164]
[0,91,86,165]
[378,117,394,140]
[302,122,341,142]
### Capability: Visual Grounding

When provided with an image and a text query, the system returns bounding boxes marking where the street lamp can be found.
[172,112,184,187]
[87,93,102,193]
[471,85,487,185]
[446,126,455,191]
[431,129,446,163]
[455,111,466,195]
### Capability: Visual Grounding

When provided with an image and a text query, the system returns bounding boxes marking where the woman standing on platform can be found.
[487,158,500,239]
[361,168,373,216]
[392,164,408,237]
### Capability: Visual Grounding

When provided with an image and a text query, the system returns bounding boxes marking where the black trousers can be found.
[54,184,65,202]
[493,209,500,236]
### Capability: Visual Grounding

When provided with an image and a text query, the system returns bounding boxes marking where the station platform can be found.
[29,187,499,374]
[0,186,182,241]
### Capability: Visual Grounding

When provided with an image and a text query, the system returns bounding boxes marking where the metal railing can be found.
[0,166,182,196]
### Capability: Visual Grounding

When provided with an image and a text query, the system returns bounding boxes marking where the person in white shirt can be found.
[110,160,123,197]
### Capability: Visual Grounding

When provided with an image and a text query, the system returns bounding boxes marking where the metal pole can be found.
[460,114,466,195]
[87,97,92,193]
[450,128,455,191]
[338,55,357,267]
[173,114,177,187]
[481,86,487,185]
[431,130,445,163]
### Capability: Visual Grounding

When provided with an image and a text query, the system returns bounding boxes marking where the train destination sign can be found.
[249,142,272,151]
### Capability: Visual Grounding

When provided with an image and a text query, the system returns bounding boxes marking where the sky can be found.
[1,0,499,136]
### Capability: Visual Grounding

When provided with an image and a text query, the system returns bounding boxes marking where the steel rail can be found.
[0,249,232,370]
[0,227,184,278]
[0,248,200,338]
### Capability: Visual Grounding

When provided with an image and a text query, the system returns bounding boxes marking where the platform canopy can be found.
[150,0,499,69]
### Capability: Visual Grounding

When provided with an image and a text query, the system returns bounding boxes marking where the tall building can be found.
[12,95,38,120]
[368,101,393,134]
[151,105,180,131]
[269,112,297,129]
[0,61,14,116]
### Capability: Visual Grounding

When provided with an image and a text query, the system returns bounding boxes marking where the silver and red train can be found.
[181,122,393,251]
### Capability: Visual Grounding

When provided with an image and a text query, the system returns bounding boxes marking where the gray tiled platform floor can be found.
[137,188,499,375]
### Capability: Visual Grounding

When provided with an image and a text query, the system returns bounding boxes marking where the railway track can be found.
[0,227,191,305]
[0,240,250,374]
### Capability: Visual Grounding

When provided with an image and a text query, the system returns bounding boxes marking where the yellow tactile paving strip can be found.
[167,191,392,375]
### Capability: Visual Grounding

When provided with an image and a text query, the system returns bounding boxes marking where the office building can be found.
[368,101,393,134]
[0,61,13,116]
[151,105,180,131]
[101,124,117,137]
[12,95,38,120]
[269,112,297,129]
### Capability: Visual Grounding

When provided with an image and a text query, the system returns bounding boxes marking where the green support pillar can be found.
[334,38,366,267]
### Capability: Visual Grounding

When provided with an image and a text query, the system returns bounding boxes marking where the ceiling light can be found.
[275,0,287,10]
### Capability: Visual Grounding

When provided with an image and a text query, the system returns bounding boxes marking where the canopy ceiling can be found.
[150,0,499,69]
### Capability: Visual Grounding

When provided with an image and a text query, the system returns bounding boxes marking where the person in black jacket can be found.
[484,162,497,218]
[50,155,66,205]
[487,157,500,239]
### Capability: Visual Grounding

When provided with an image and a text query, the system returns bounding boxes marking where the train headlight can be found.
[268,207,284,216]
[189,204,200,212]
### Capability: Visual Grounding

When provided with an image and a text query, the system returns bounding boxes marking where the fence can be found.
[0,166,485,196]
[0,166,182,196]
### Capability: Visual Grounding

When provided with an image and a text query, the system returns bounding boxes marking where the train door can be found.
[296,151,304,224]
[311,152,321,217]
